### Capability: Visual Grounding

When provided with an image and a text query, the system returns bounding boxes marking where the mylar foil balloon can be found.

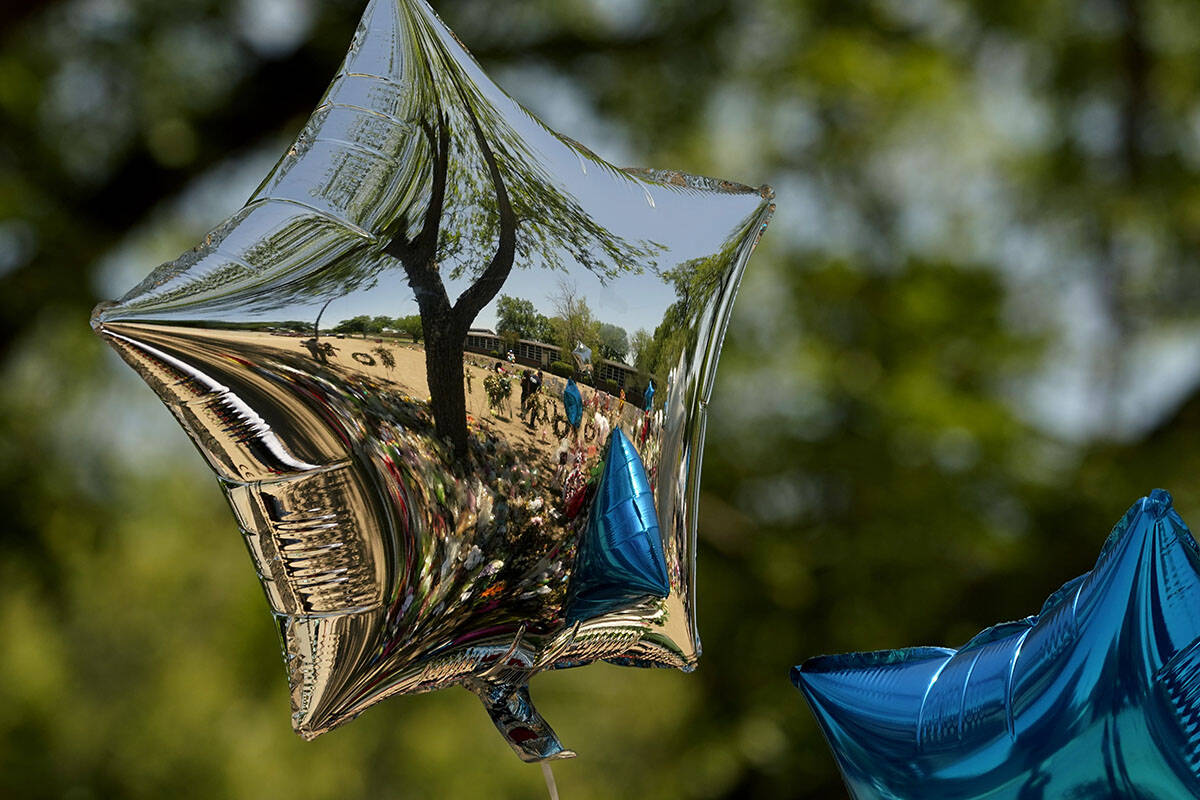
[794,490,1200,799]
[566,429,669,626]
[563,379,583,430]
[90,0,773,763]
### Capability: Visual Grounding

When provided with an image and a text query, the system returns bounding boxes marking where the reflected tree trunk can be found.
[313,296,334,344]
[387,100,516,457]
[422,311,470,454]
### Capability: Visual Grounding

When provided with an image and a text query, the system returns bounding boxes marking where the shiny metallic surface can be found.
[90,0,773,761]
[794,490,1200,799]
[566,429,669,625]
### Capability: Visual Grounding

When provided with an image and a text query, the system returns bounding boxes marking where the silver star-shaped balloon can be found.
[93,0,773,761]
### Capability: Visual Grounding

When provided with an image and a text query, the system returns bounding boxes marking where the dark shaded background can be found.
[2,0,1200,797]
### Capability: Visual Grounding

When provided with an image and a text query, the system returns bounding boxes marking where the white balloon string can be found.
[541,762,561,800]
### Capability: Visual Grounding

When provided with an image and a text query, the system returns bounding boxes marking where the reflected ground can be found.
[97,316,682,758]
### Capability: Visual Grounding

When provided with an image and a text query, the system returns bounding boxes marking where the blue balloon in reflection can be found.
[563,378,583,429]
[794,489,1200,800]
[644,380,655,412]
[566,429,670,623]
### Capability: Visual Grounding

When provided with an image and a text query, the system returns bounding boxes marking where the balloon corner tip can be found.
[89,300,118,333]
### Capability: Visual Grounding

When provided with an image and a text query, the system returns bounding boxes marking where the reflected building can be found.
[464,328,638,390]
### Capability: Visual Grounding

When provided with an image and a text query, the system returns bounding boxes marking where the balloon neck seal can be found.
[466,679,576,763]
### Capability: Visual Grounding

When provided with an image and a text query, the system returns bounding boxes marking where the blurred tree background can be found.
[1,0,1199,797]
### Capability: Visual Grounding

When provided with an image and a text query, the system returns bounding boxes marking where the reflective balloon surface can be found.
[91,0,773,763]
[794,490,1200,799]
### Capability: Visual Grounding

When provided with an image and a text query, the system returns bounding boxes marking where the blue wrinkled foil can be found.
[563,379,583,429]
[567,429,670,623]
[794,489,1200,799]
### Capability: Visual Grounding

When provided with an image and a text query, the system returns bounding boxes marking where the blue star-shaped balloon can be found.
[566,428,670,625]
[563,378,583,429]
[794,489,1200,799]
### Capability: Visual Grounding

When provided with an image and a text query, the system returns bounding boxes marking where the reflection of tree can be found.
[636,212,760,387]
[597,323,629,362]
[630,328,653,369]
[312,297,334,344]
[133,3,665,457]
[383,89,510,455]
[396,314,422,343]
[379,9,661,455]
[549,279,601,360]
[334,315,373,337]
[496,295,543,341]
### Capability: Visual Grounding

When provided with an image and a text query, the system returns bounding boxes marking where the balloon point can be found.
[1147,488,1174,511]
[89,300,118,331]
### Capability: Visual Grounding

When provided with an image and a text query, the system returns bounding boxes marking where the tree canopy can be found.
[2,0,1200,798]
[495,295,538,339]
[596,323,629,362]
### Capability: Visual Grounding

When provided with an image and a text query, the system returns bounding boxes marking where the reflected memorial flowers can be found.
[91,0,773,761]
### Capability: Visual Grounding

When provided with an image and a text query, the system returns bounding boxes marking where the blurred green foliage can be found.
[2,0,1200,797]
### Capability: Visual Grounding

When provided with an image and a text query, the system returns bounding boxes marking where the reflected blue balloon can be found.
[644,380,655,412]
[794,490,1200,800]
[563,379,583,429]
[566,429,669,624]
